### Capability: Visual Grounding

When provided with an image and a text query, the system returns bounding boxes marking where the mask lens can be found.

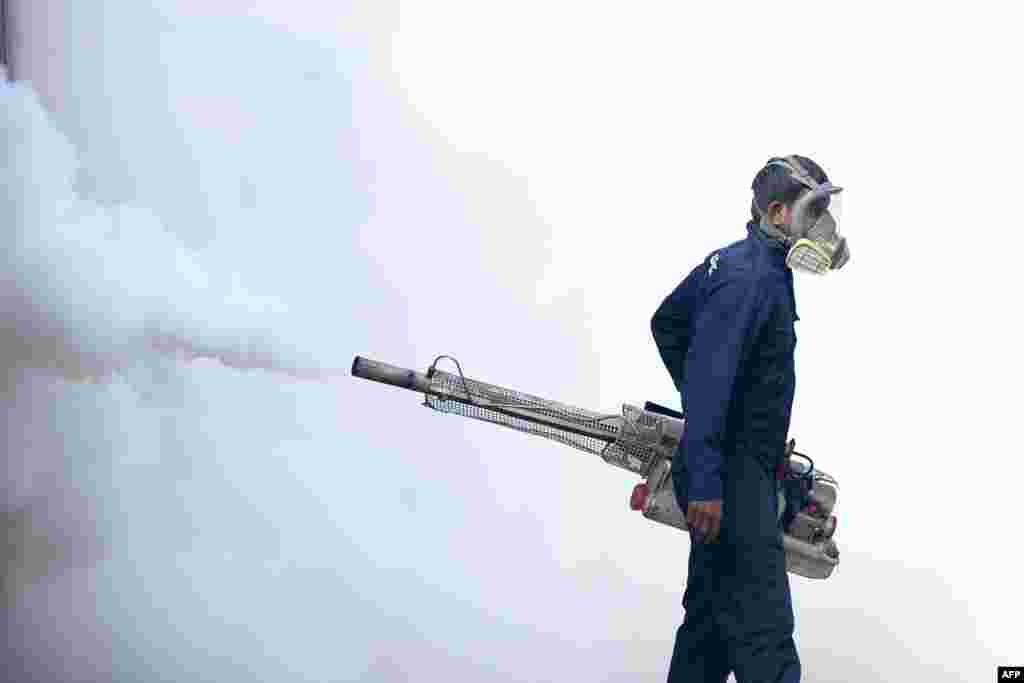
[807,211,836,240]
[826,191,843,228]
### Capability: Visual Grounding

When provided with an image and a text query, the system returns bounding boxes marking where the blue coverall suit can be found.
[651,221,801,683]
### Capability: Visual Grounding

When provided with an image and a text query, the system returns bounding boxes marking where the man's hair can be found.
[750,155,829,222]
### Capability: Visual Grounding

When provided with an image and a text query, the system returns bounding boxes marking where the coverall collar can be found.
[746,220,790,271]
[746,221,799,320]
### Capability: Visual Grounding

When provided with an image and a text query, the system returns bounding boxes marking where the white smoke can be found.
[0,11,387,678]
[0,72,337,385]
[0,7,613,682]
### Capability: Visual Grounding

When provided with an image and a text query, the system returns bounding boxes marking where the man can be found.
[651,155,849,683]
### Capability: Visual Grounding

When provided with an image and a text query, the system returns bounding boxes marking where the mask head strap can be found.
[766,156,820,191]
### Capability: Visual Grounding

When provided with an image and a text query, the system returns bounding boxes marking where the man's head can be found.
[750,155,830,230]
[750,155,850,273]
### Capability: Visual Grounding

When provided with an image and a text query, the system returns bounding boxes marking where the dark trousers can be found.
[667,449,800,683]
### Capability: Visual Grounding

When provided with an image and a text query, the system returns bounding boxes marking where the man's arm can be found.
[674,274,764,540]
[651,265,703,406]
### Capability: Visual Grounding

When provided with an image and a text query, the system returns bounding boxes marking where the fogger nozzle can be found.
[350,356,432,393]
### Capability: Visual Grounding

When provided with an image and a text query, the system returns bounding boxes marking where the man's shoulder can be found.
[699,238,757,286]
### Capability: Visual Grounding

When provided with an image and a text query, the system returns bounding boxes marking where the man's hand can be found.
[687,500,723,544]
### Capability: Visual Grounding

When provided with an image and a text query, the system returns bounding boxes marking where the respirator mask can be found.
[759,156,850,275]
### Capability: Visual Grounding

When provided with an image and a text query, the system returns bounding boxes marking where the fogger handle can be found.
[351,356,432,393]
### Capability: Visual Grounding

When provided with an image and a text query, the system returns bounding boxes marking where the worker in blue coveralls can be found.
[651,155,850,683]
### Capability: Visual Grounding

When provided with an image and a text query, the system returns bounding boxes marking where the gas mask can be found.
[758,156,850,275]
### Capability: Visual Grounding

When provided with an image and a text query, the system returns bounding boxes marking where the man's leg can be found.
[718,451,801,683]
[667,542,730,683]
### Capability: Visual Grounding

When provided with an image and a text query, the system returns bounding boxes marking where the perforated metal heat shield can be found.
[423,368,654,475]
